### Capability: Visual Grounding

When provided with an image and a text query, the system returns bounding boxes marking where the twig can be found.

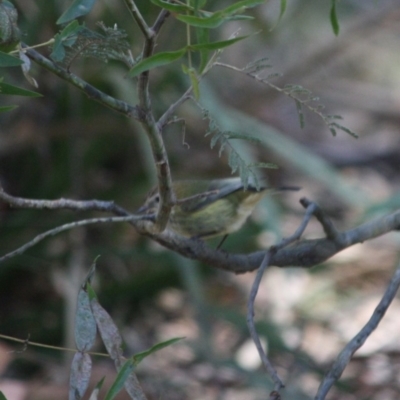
[123,0,153,39]
[135,8,174,236]
[315,260,400,400]
[157,86,194,130]
[22,45,142,120]
[0,216,147,264]
[0,333,108,358]
[0,187,130,216]
[152,8,170,35]
[246,201,318,392]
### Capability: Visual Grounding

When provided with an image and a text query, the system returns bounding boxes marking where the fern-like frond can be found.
[51,22,133,70]
[202,109,276,189]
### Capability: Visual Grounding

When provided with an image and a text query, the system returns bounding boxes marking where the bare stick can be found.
[246,201,318,392]
[0,187,130,216]
[315,261,400,400]
[123,0,153,39]
[0,216,146,264]
[157,86,194,130]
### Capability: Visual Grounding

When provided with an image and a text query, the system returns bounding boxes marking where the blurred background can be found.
[1,0,400,399]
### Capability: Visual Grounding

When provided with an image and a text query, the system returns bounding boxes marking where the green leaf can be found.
[330,0,340,36]
[0,82,41,97]
[128,48,186,77]
[50,21,83,62]
[188,34,251,51]
[133,337,184,365]
[104,359,135,400]
[50,34,66,62]
[182,65,200,99]
[270,0,286,30]
[176,0,263,28]
[87,377,105,400]
[219,0,265,15]
[196,27,210,73]
[0,51,22,66]
[150,0,194,13]
[0,391,7,400]
[60,19,82,38]
[0,105,17,113]
[57,0,97,25]
[176,13,226,29]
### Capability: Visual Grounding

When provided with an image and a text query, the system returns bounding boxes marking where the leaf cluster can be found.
[50,21,134,69]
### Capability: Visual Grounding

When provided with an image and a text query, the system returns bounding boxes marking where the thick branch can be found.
[23,45,142,120]
[1,189,400,272]
[147,205,400,273]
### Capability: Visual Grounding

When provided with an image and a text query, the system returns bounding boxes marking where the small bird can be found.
[137,177,299,240]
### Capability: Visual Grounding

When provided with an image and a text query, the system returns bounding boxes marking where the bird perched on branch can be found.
[137,177,299,240]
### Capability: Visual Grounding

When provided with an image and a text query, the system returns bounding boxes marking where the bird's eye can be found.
[155,195,160,203]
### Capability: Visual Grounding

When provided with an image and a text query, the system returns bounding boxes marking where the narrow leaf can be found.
[90,295,123,361]
[150,0,193,13]
[0,105,17,113]
[75,284,97,352]
[69,352,92,400]
[270,0,287,30]
[0,51,22,66]
[218,0,265,15]
[0,82,41,97]
[183,65,200,100]
[128,48,186,77]
[188,34,251,51]
[57,0,97,25]
[104,359,135,400]
[88,377,105,400]
[133,337,184,365]
[176,14,226,29]
[330,0,340,36]
[0,391,7,400]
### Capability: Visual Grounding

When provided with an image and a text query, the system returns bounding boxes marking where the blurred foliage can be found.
[0,0,400,399]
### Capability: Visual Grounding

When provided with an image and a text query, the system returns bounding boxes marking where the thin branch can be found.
[0,187,130,215]
[22,45,142,120]
[157,86,193,130]
[0,333,108,358]
[315,260,400,400]
[136,10,174,235]
[246,201,318,392]
[0,216,145,264]
[152,8,170,35]
[123,0,153,39]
